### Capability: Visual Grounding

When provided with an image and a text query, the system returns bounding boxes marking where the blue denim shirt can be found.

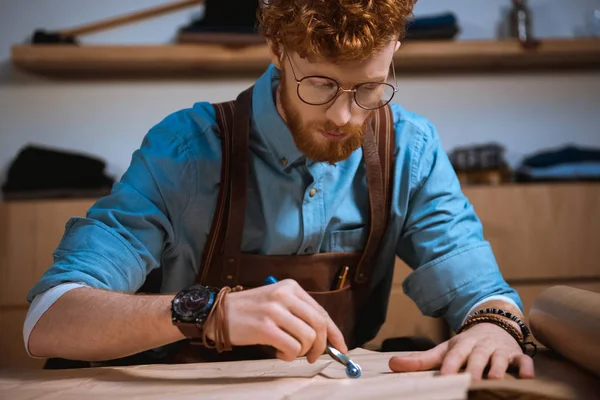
[27,64,522,332]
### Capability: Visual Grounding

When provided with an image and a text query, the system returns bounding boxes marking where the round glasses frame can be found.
[285,53,399,111]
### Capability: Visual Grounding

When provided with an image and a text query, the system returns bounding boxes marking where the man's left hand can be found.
[388,323,535,381]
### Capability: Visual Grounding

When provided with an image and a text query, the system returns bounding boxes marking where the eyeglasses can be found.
[284,53,398,111]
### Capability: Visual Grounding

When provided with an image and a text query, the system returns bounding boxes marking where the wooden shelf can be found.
[11,38,600,79]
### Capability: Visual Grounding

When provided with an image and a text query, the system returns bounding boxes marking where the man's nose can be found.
[325,92,353,127]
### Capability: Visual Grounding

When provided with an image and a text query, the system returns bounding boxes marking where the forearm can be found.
[28,286,185,361]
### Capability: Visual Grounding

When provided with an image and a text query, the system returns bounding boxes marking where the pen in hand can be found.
[263,275,362,378]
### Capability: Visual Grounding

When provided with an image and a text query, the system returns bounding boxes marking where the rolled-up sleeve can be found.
[396,122,523,332]
[27,126,192,302]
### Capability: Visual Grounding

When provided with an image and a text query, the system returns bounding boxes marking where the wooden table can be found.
[0,349,598,399]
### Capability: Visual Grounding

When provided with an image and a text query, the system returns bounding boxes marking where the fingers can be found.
[389,343,447,372]
[281,295,328,363]
[487,350,510,380]
[262,279,347,361]
[266,301,317,359]
[324,318,347,354]
[294,286,348,353]
[260,320,302,362]
[515,353,535,379]
[464,344,495,381]
[440,340,475,375]
[270,280,340,361]
[487,352,534,380]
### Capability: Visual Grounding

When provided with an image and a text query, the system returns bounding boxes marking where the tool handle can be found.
[59,0,204,37]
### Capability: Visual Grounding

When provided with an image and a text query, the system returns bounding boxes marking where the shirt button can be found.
[309,188,317,197]
[281,157,288,166]
[304,246,313,253]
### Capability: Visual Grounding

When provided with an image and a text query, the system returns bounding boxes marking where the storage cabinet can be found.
[1,183,599,368]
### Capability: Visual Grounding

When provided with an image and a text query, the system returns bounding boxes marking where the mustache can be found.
[308,120,366,136]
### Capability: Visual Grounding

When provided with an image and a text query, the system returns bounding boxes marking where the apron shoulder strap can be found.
[197,99,395,286]
[196,100,236,284]
[354,105,395,284]
[375,104,394,222]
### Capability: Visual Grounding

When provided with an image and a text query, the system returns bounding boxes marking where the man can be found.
[24,0,535,381]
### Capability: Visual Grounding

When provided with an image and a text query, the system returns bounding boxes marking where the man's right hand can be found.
[205,279,347,363]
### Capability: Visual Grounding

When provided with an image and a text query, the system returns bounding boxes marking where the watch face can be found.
[173,286,213,322]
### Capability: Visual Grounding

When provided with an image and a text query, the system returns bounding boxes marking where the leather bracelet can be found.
[471,307,531,339]
[458,315,524,342]
[202,285,243,353]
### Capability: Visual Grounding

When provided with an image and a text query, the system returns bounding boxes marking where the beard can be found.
[278,69,370,164]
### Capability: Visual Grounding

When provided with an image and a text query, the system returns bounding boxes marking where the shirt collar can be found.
[252,64,305,170]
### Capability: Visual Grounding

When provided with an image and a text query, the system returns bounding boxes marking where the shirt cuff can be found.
[460,295,520,326]
[23,282,88,358]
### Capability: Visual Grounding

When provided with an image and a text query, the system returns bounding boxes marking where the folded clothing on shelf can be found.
[1,144,115,200]
[177,0,263,45]
[515,145,600,182]
[405,12,460,41]
[177,3,460,45]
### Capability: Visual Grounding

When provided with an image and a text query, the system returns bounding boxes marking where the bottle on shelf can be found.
[508,0,538,48]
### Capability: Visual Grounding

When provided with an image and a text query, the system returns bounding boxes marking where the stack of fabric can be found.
[405,12,460,41]
[515,145,600,182]
[177,0,264,45]
[1,145,115,200]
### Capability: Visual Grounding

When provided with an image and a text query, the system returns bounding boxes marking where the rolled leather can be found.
[529,285,600,377]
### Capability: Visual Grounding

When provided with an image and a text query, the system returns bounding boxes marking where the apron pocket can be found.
[308,284,355,346]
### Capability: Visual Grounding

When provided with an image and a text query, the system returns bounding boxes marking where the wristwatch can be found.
[171,284,220,339]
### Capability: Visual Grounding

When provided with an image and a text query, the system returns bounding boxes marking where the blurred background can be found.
[0,0,599,184]
[0,0,599,370]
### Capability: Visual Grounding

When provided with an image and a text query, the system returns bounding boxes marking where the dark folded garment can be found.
[521,145,600,168]
[406,12,460,41]
[176,0,262,45]
[407,12,458,31]
[177,0,259,38]
[515,162,600,183]
[405,26,460,41]
[2,145,114,200]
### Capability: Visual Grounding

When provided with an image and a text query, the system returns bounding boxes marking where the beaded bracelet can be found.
[471,308,531,339]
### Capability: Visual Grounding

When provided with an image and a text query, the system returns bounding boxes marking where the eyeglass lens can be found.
[297,77,395,109]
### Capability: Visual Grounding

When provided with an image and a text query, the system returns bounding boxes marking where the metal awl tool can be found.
[326,345,362,379]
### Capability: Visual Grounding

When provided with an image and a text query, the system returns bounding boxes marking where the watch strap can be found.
[175,322,204,339]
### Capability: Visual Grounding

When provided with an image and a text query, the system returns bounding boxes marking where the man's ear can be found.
[394,41,402,52]
[266,39,283,69]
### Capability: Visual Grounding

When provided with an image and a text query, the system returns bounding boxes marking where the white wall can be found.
[1,0,599,187]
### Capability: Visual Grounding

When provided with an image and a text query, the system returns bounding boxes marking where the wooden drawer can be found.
[0,307,46,369]
[0,199,94,307]
[464,183,600,282]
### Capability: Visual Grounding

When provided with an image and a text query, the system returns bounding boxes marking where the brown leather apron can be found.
[172,86,394,363]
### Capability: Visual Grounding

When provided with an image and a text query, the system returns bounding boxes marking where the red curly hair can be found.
[258,0,416,62]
